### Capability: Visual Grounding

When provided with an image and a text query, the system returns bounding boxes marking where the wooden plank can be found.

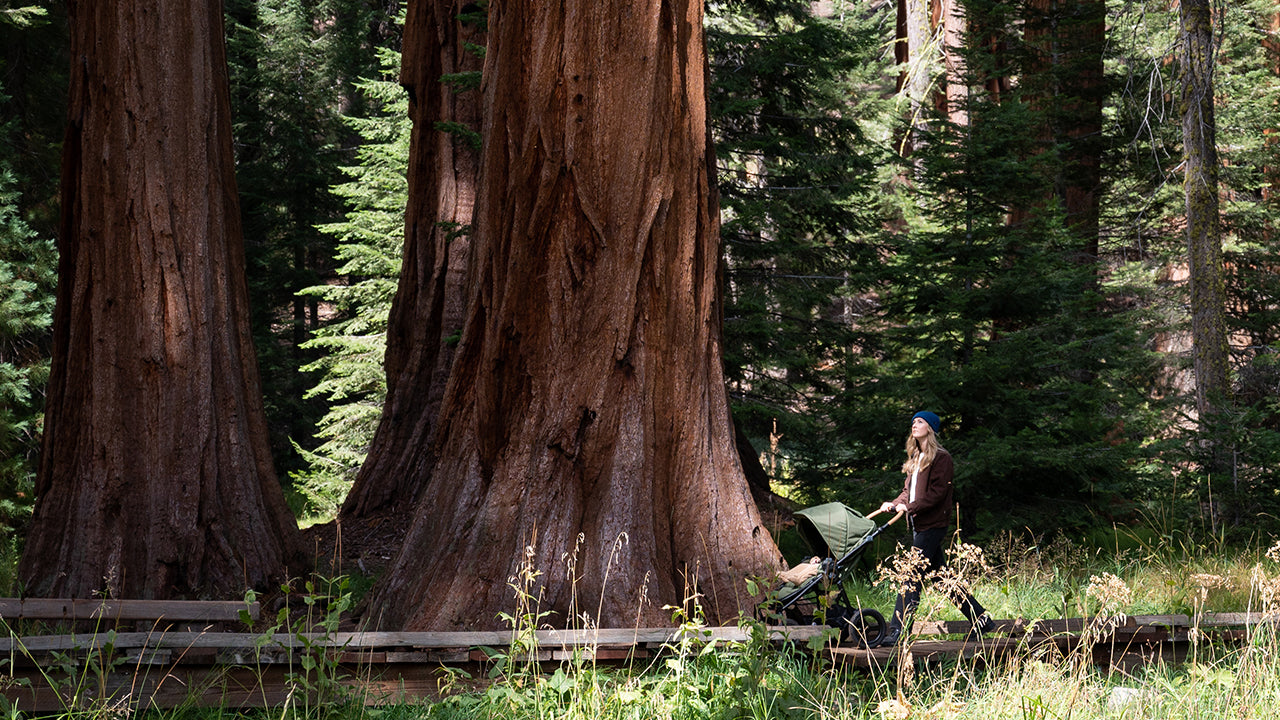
[1,625,827,654]
[1196,612,1279,627]
[0,598,259,622]
[909,615,1192,638]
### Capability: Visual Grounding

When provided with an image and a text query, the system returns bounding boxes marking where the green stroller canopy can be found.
[794,502,877,559]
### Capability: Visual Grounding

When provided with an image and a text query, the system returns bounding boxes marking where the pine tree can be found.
[845,0,1162,535]
[1106,0,1280,531]
[0,8,59,589]
[0,167,54,590]
[293,46,409,519]
[225,0,386,482]
[708,0,892,495]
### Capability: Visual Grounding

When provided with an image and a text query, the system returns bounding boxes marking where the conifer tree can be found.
[1106,0,1280,529]
[846,0,1160,534]
[708,0,891,495]
[0,8,60,588]
[225,0,386,481]
[293,46,410,518]
[0,167,54,588]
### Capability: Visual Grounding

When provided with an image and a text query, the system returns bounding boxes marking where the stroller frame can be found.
[773,504,904,647]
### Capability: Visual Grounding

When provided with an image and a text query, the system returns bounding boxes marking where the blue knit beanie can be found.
[912,411,940,433]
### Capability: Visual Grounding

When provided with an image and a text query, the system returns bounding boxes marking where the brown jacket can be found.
[892,447,954,531]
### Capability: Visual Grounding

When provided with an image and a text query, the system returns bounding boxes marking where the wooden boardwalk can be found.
[3,604,1276,712]
[828,614,1233,670]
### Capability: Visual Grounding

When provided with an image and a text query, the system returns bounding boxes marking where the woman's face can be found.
[911,417,932,439]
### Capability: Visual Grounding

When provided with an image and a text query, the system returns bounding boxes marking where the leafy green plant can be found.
[239,575,361,718]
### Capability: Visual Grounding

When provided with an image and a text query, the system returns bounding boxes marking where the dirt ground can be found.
[300,509,412,581]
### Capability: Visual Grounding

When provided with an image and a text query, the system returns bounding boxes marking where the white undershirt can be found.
[909,454,922,503]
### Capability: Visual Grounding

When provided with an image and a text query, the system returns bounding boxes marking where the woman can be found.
[879,411,993,645]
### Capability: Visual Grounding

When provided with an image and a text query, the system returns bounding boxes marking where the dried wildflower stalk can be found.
[876,545,931,595]
[1085,572,1132,635]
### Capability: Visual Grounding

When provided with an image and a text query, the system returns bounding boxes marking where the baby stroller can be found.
[771,502,904,647]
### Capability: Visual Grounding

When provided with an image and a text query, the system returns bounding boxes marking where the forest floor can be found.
[300,509,410,580]
[289,510,413,630]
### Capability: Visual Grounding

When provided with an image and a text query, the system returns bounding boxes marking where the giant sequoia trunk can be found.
[19,0,302,599]
[339,0,483,520]
[1179,0,1229,420]
[366,0,783,631]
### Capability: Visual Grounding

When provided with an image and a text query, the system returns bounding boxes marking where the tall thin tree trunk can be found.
[897,0,937,156]
[340,0,483,520]
[364,0,782,631]
[941,0,968,126]
[1180,0,1229,421]
[1026,0,1104,261]
[20,0,301,599]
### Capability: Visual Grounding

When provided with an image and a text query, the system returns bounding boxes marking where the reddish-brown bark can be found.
[940,0,968,125]
[896,0,936,156]
[366,0,783,631]
[19,0,302,599]
[339,0,484,520]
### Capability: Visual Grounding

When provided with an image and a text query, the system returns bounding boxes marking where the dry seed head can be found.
[948,541,989,574]
[1266,541,1280,565]
[929,563,974,606]
[877,698,912,720]
[1188,573,1232,605]
[944,541,990,589]
[1189,573,1232,590]
[1256,572,1280,615]
[1085,573,1132,615]
[877,545,931,593]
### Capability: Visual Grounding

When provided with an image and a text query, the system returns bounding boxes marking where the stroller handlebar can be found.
[866,508,907,526]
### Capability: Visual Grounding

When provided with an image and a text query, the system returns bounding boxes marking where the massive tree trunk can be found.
[1179,0,1229,421]
[19,0,302,599]
[366,0,783,631]
[339,0,483,520]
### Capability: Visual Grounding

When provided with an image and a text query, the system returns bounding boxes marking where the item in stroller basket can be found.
[773,502,904,647]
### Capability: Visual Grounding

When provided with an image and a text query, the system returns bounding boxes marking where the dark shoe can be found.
[965,612,994,642]
[879,624,902,647]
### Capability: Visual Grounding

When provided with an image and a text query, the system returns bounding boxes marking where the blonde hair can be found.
[901,426,940,474]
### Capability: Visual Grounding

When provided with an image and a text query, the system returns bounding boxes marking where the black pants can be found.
[890,526,986,630]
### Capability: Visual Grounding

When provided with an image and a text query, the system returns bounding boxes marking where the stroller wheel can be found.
[837,608,886,648]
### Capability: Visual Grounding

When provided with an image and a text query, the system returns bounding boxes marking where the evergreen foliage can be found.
[225,0,389,482]
[0,0,1277,554]
[708,0,892,496]
[1105,0,1280,534]
[0,11,59,585]
[838,0,1165,537]
[0,0,65,239]
[0,166,54,586]
[293,45,409,519]
[1188,0,1280,528]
